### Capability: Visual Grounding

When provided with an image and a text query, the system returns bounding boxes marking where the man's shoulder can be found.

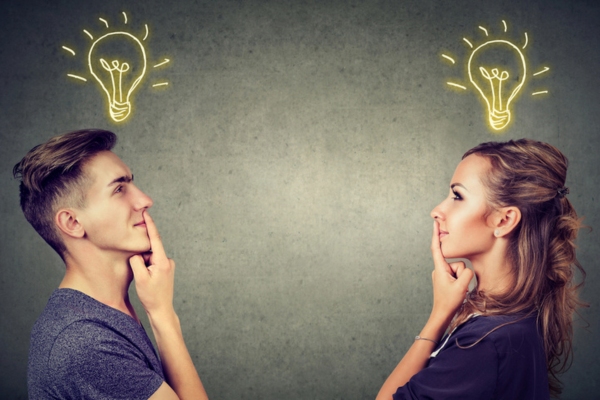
[31,289,155,357]
[33,289,141,335]
[28,289,165,399]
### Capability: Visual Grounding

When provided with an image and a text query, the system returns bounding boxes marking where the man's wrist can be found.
[148,309,180,334]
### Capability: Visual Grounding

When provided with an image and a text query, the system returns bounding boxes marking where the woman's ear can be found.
[55,209,85,239]
[493,206,521,237]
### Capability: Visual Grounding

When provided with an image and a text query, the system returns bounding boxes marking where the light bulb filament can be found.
[100,58,130,104]
[480,67,509,112]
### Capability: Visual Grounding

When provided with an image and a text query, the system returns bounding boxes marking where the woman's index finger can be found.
[431,220,451,272]
[143,211,167,258]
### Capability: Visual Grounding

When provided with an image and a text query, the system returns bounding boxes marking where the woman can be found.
[376,139,586,399]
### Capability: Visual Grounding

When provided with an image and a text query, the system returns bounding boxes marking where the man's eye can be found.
[115,185,123,193]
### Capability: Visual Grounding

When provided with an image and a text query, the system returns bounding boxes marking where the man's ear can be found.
[493,206,521,237]
[55,209,85,239]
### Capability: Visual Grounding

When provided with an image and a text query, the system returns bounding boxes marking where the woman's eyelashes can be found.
[452,190,462,200]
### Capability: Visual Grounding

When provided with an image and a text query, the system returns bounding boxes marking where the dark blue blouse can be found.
[393,314,549,400]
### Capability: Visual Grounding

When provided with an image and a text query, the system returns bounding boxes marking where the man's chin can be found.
[125,245,151,258]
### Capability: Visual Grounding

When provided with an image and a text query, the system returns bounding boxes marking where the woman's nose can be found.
[430,203,444,221]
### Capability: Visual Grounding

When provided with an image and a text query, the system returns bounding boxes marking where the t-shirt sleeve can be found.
[47,321,164,400]
[392,334,499,400]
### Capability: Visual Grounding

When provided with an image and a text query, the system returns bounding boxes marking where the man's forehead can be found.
[83,151,132,185]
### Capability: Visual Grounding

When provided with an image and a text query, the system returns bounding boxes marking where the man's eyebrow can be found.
[450,183,468,191]
[107,174,133,187]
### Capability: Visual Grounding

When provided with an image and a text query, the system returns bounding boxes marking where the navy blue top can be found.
[28,289,164,399]
[393,314,549,400]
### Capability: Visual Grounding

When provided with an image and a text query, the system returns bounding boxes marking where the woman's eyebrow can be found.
[450,183,468,191]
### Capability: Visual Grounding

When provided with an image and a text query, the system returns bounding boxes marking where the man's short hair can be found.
[13,129,117,258]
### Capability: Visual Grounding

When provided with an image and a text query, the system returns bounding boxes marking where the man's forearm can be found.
[150,311,208,400]
[131,212,208,400]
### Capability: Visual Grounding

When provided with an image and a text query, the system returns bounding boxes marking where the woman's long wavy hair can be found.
[451,139,586,398]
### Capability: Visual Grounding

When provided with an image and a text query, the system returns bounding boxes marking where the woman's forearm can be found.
[375,313,452,400]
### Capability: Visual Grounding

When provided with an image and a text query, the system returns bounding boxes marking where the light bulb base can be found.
[488,109,511,131]
[109,101,131,122]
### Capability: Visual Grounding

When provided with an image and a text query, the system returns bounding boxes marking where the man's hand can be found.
[129,211,176,320]
[129,210,209,400]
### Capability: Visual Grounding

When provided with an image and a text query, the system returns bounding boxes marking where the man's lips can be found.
[134,221,146,228]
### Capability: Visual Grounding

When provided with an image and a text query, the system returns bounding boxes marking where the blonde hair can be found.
[13,129,116,258]
[452,139,586,397]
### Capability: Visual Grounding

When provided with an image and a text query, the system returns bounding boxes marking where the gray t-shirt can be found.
[28,289,164,399]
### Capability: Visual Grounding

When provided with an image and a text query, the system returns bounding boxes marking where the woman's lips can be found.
[439,230,449,239]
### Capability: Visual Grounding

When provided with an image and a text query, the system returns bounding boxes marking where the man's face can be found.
[76,151,153,257]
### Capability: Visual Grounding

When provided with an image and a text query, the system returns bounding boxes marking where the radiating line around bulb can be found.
[447,82,467,90]
[68,74,87,81]
[99,18,109,28]
[441,54,455,64]
[523,32,528,49]
[153,59,170,68]
[143,24,149,41]
[463,38,473,48]
[62,46,76,56]
[532,90,548,96]
[83,30,93,40]
[123,12,128,24]
[533,67,549,76]
[479,26,488,36]
[152,82,169,87]
[502,20,507,32]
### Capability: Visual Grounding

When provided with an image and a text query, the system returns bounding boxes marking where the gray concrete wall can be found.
[1,0,598,398]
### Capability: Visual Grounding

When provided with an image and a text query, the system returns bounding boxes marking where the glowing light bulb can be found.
[442,21,550,133]
[467,40,526,131]
[88,32,147,122]
[62,12,171,123]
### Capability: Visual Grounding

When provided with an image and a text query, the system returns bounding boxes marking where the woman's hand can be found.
[375,221,476,399]
[429,220,474,325]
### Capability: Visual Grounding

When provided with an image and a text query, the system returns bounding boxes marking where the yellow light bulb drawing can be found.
[468,40,526,131]
[88,32,147,122]
[62,12,171,123]
[442,21,550,133]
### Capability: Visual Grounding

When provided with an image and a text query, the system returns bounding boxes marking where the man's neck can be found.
[60,249,139,320]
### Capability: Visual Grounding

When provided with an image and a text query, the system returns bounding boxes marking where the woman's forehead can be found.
[451,154,491,191]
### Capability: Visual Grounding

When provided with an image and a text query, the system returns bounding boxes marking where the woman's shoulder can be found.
[454,313,542,349]
[464,313,537,331]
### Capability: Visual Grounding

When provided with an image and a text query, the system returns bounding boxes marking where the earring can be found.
[494,229,499,237]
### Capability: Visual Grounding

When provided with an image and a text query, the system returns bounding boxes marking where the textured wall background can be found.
[1,0,598,398]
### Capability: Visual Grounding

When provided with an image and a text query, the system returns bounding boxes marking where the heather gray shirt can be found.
[28,289,164,399]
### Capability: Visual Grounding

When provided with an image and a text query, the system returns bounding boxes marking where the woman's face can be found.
[430,154,497,260]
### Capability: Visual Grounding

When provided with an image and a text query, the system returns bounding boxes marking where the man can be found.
[14,129,208,399]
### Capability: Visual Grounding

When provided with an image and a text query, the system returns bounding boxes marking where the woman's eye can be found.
[452,191,462,200]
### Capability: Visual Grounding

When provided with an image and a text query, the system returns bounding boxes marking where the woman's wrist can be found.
[420,313,454,343]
